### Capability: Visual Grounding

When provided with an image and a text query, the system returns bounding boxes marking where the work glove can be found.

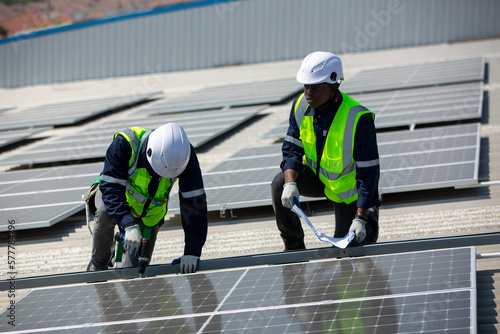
[172,255,200,274]
[349,219,367,246]
[281,182,300,208]
[123,224,142,259]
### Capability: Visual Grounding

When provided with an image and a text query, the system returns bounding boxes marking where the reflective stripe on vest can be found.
[294,92,374,204]
[113,127,174,226]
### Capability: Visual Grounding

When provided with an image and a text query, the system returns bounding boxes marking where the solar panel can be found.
[261,81,483,139]
[0,106,266,167]
[378,123,480,194]
[342,57,485,94]
[0,92,160,131]
[0,162,103,231]
[261,121,288,139]
[353,82,483,129]
[169,123,480,214]
[0,106,14,113]
[0,127,52,148]
[0,247,476,333]
[132,78,302,115]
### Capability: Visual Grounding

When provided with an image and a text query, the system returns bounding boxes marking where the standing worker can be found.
[86,123,207,274]
[271,51,380,250]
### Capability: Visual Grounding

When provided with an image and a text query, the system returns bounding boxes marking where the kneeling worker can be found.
[271,51,380,250]
[87,123,207,274]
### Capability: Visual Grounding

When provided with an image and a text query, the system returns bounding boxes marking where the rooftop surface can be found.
[0,37,499,331]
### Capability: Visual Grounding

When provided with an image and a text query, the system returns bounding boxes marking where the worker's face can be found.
[303,83,335,109]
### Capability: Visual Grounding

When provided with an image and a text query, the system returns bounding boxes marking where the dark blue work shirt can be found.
[281,91,381,208]
[99,133,208,257]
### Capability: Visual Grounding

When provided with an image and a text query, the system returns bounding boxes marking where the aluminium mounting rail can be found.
[1,232,499,291]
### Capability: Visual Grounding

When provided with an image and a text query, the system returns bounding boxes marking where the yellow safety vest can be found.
[110,127,174,227]
[294,93,374,204]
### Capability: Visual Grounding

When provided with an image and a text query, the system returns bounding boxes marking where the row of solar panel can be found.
[0,246,475,332]
[0,57,485,231]
[0,57,484,149]
[167,123,481,214]
[0,80,483,166]
[0,122,480,231]
[0,105,268,166]
[262,81,483,138]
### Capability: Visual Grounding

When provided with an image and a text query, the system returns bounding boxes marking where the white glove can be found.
[124,225,142,258]
[281,182,300,208]
[179,255,200,274]
[349,219,366,245]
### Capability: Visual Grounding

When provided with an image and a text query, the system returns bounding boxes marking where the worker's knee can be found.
[271,172,285,193]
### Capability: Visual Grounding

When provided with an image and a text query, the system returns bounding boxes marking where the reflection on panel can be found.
[0,247,475,333]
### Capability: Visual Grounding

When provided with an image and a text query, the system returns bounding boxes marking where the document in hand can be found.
[291,204,355,249]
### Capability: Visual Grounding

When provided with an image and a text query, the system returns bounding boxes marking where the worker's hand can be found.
[124,224,142,259]
[349,219,366,246]
[281,182,300,208]
[172,255,200,274]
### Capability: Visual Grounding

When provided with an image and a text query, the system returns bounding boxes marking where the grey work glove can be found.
[124,224,142,259]
[349,219,367,245]
[281,182,300,208]
[172,255,200,274]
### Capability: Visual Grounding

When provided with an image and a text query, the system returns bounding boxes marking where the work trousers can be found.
[88,188,159,271]
[271,168,379,250]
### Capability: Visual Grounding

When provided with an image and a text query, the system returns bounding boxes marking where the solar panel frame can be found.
[0,247,476,333]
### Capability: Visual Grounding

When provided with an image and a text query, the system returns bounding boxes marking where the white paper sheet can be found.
[291,204,355,249]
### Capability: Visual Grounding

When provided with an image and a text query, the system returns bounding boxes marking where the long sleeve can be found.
[281,98,305,173]
[353,113,381,208]
[178,145,208,257]
[99,135,137,229]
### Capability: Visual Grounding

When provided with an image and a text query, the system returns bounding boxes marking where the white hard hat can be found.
[296,51,344,85]
[146,123,190,178]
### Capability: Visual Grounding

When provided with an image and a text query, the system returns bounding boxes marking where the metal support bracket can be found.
[2,232,499,291]
[220,204,226,218]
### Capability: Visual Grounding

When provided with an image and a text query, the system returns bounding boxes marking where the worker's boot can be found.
[284,238,306,251]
